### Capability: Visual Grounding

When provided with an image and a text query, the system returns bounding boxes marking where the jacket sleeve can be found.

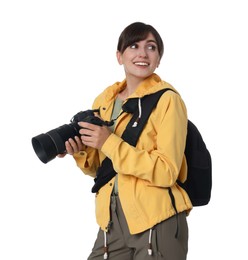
[72,95,104,177]
[73,147,100,178]
[101,91,188,187]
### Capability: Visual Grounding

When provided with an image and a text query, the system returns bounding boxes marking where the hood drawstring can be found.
[148,228,153,256]
[103,231,108,259]
[132,98,142,127]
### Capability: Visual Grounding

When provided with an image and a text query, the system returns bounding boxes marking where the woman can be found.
[60,22,192,260]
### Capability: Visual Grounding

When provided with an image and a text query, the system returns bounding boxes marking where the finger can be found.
[78,121,98,130]
[65,140,73,154]
[79,128,94,137]
[64,139,76,155]
[68,138,81,153]
[74,136,84,150]
[81,134,93,144]
[57,153,67,158]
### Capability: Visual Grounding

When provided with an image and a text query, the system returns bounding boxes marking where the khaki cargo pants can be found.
[88,195,188,260]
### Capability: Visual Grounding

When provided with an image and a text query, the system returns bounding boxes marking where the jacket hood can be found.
[104,73,175,102]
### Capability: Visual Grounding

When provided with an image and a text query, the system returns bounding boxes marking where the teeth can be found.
[134,62,148,66]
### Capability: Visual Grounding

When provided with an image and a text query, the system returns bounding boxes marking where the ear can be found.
[116,51,123,65]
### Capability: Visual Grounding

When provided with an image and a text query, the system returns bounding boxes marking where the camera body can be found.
[31,109,108,164]
[72,109,104,127]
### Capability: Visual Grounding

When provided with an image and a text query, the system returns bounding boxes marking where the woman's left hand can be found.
[78,121,112,149]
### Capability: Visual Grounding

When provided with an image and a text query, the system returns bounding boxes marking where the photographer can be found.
[59,22,192,260]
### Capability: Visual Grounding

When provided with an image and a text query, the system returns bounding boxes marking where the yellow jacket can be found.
[73,73,192,234]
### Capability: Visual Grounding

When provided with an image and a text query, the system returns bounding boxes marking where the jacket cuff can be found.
[101,133,122,158]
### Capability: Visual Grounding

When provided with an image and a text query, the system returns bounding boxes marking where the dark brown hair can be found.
[117,22,164,59]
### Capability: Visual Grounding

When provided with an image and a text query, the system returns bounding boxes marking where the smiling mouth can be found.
[134,62,149,66]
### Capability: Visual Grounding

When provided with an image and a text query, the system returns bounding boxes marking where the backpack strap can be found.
[91,88,172,193]
[168,187,179,238]
[121,88,172,145]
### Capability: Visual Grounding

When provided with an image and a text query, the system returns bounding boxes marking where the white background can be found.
[1,0,247,259]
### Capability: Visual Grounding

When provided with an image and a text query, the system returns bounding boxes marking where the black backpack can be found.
[92,88,212,207]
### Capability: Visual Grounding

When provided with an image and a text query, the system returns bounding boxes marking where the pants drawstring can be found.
[103,230,108,259]
[104,227,154,257]
[148,228,153,256]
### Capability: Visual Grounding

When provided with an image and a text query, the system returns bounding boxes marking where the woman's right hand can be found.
[57,136,84,158]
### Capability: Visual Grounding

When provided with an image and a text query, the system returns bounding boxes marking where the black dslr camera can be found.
[31,109,112,164]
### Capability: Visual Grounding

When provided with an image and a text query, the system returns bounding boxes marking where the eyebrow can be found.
[146,39,157,45]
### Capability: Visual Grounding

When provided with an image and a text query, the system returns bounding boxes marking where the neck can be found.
[118,76,144,100]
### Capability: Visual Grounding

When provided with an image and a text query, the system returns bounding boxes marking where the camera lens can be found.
[31,123,79,164]
[31,109,105,164]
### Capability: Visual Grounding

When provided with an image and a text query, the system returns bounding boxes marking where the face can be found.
[116,33,161,80]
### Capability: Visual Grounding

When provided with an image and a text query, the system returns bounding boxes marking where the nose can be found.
[137,47,147,58]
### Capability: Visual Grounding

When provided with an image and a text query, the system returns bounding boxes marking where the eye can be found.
[130,43,138,49]
[147,44,157,51]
